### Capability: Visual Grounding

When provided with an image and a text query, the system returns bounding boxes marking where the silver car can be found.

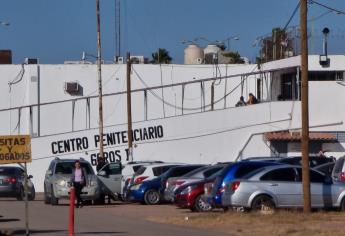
[44,157,101,205]
[222,165,345,212]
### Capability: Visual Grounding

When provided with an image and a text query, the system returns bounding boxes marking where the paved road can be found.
[0,196,228,236]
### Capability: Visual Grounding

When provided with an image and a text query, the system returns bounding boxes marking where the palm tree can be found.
[151,48,172,64]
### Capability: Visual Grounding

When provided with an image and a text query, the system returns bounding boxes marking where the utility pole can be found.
[115,0,120,60]
[300,0,311,213]
[126,52,133,162]
[96,0,105,170]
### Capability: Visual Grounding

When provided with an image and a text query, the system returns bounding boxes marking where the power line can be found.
[283,2,301,31]
[309,0,345,15]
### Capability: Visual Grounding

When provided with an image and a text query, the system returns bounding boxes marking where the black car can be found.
[0,166,35,200]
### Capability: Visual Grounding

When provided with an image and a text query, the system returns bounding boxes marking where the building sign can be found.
[0,135,32,164]
[49,125,164,166]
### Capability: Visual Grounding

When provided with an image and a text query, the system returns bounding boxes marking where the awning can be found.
[264,131,337,142]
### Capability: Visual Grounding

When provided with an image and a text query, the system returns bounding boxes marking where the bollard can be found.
[69,187,75,236]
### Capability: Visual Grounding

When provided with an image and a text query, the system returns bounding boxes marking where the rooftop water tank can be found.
[204,44,221,64]
[184,44,204,64]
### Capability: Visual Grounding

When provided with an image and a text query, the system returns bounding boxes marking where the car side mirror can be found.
[98,170,107,177]
[46,170,53,176]
[28,175,33,179]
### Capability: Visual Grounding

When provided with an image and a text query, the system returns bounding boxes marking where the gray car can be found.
[44,157,101,205]
[0,166,35,200]
[332,156,345,181]
[222,165,345,212]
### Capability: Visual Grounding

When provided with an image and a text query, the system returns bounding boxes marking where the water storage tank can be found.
[204,44,221,64]
[184,44,204,64]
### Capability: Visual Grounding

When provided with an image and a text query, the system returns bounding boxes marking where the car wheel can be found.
[193,195,212,212]
[340,197,345,211]
[84,200,93,205]
[144,189,160,205]
[50,185,59,205]
[28,187,36,201]
[251,195,275,214]
[16,187,24,201]
[44,185,51,204]
[94,194,105,205]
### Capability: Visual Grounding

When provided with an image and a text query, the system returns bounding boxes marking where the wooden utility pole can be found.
[96,0,105,169]
[126,52,133,162]
[211,82,215,110]
[300,0,311,213]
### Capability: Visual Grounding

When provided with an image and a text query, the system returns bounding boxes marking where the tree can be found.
[221,51,245,64]
[151,48,172,64]
[259,27,295,62]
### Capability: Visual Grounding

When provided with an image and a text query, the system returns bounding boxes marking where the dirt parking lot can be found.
[148,208,345,236]
[2,194,345,236]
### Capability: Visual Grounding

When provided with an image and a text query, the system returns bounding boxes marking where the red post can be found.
[69,187,75,236]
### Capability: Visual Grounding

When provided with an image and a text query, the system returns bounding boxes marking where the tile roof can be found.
[264,131,337,141]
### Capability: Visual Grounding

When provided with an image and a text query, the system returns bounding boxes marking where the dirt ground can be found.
[148,208,345,236]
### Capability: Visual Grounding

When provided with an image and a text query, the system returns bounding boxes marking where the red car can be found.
[174,179,213,212]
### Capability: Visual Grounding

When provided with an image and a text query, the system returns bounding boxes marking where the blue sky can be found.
[0,0,344,64]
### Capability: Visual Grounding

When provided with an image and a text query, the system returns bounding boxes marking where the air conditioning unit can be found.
[64,82,79,94]
[25,58,39,64]
[195,57,203,64]
[117,57,124,64]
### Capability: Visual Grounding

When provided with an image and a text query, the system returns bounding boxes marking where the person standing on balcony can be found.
[247,93,258,105]
[235,96,246,107]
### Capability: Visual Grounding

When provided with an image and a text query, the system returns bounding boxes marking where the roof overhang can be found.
[264,131,337,142]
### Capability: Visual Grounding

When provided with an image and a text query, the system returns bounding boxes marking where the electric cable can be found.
[132,64,258,111]
[309,0,345,15]
[283,1,301,31]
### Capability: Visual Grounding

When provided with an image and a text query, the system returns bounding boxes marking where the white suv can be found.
[130,163,183,185]
[97,161,163,200]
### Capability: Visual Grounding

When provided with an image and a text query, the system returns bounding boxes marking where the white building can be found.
[1,55,345,190]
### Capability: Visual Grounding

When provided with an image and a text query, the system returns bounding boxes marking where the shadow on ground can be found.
[0,229,127,235]
[0,218,20,223]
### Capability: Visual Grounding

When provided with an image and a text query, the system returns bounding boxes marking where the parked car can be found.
[174,169,224,212]
[313,162,335,177]
[332,156,345,181]
[277,156,335,167]
[164,163,227,202]
[204,161,281,208]
[130,163,183,185]
[0,166,35,200]
[128,165,204,205]
[44,157,101,205]
[97,161,163,201]
[222,165,345,212]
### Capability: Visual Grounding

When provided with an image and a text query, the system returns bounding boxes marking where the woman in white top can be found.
[70,160,87,208]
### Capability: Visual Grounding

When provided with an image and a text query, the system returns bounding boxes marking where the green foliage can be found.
[222,51,245,64]
[151,48,172,64]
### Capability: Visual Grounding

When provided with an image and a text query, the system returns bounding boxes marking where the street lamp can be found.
[0,21,10,26]
[223,36,239,51]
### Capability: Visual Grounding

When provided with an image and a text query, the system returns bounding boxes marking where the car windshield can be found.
[182,166,208,177]
[241,167,267,179]
[205,168,224,180]
[0,167,16,175]
[55,162,94,175]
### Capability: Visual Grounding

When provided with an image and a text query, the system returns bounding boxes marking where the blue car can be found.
[128,165,204,205]
[204,161,280,208]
